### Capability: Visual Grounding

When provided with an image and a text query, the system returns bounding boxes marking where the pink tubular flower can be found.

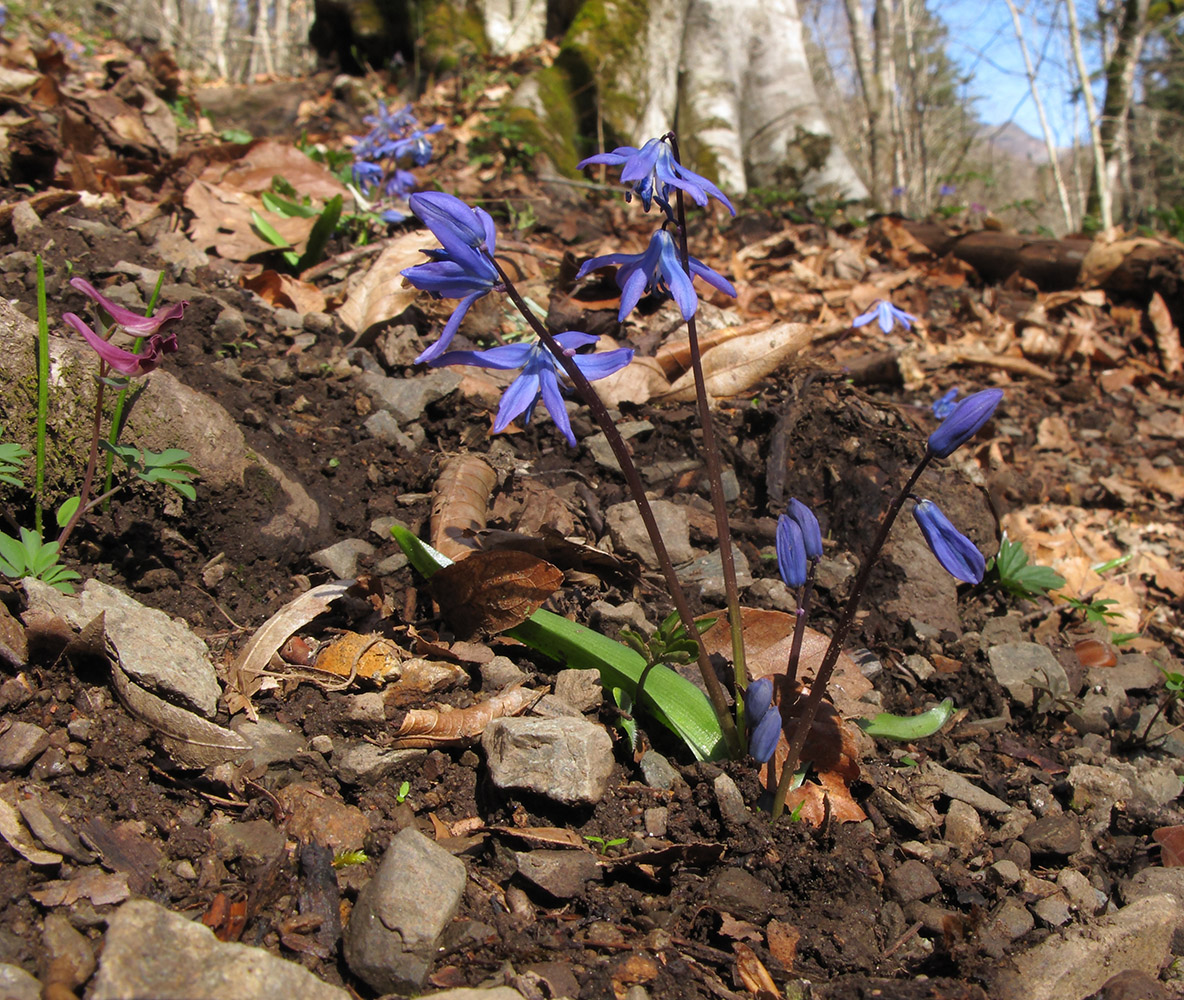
[63,313,178,376]
[69,277,187,335]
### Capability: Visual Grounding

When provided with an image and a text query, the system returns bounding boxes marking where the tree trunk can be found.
[841,0,886,202]
[1065,0,1114,229]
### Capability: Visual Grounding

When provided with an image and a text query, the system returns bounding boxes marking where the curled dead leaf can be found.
[658,323,819,402]
[338,230,430,335]
[429,549,563,637]
[393,685,544,747]
[431,454,497,562]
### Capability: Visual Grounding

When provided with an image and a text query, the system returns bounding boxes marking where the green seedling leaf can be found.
[0,527,80,593]
[220,128,253,144]
[250,209,300,266]
[392,526,725,761]
[858,698,955,740]
[1092,553,1133,574]
[297,194,344,272]
[55,496,79,529]
[988,535,1065,599]
[261,190,320,219]
[0,439,30,487]
[612,687,640,752]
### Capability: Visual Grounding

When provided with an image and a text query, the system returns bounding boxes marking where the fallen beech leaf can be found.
[784,768,866,826]
[765,919,801,970]
[1148,292,1183,376]
[660,323,818,402]
[734,941,779,997]
[431,454,497,562]
[242,270,326,315]
[489,825,587,849]
[313,632,468,697]
[1153,825,1184,866]
[430,549,563,636]
[654,318,775,376]
[110,662,250,769]
[338,230,429,335]
[29,870,130,907]
[1074,637,1117,669]
[393,685,544,747]
[718,915,763,941]
[594,355,672,408]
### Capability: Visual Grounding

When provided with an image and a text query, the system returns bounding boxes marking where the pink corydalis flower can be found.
[69,277,187,336]
[63,313,178,376]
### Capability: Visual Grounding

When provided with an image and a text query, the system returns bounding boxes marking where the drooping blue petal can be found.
[657,233,699,319]
[927,388,1003,458]
[537,365,576,446]
[913,499,986,584]
[617,264,651,321]
[414,291,485,364]
[429,342,534,370]
[571,347,634,380]
[788,499,823,561]
[575,252,634,282]
[688,258,737,299]
[776,514,807,588]
[852,299,917,334]
[578,136,735,216]
[553,331,601,353]
[494,370,541,431]
[744,677,774,728]
[409,191,496,257]
[749,705,782,763]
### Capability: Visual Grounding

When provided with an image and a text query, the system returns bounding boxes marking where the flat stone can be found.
[605,500,693,568]
[745,578,797,613]
[0,721,50,770]
[708,868,778,921]
[553,669,603,713]
[990,860,1023,887]
[983,898,1034,945]
[1122,866,1184,908]
[229,717,307,769]
[588,600,650,632]
[483,717,614,805]
[987,642,1070,713]
[1068,686,1123,735]
[1104,653,1167,693]
[92,898,350,1000]
[1032,894,1072,927]
[343,828,467,994]
[888,859,941,903]
[676,544,752,602]
[42,911,95,989]
[1057,867,1102,914]
[1068,763,1135,812]
[276,781,369,851]
[943,799,983,851]
[991,895,1184,1000]
[923,763,1011,816]
[76,580,220,717]
[332,743,425,785]
[870,786,938,833]
[639,750,682,791]
[310,538,375,579]
[0,964,40,1000]
[480,656,527,691]
[585,421,653,471]
[515,849,601,898]
[1022,814,1082,856]
[212,821,286,867]
[359,369,462,425]
[363,409,418,451]
[1096,970,1169,1000]
[713,773,749,827]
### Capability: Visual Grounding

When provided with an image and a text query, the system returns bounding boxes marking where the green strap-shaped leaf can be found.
[857,697,955,740]
[391,525,725,761]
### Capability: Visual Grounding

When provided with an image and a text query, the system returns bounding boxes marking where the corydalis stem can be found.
[770,454,932,819]
[666,132,748,715]
[58,364,109,550]
[489,255,740,756]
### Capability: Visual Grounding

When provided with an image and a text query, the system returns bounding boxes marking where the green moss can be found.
[415,0,488,73]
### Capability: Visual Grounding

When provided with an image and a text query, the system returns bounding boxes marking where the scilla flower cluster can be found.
[351,102,443,224]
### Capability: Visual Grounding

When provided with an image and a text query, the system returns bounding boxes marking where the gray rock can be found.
[333,743,425,785]
[720,467,740,503]
[983,898,1035,946]
[483,717,614,805]
[870,786,938,833]
[42,911,95,988]
[342,692,386,724]
[815,554,855,593]
[311,539,375,579]
[273,308,303,329]
[422,991,529,1000]
[707,868,777,921]
[359,369,463,425]
[923,763,1011,816]
[0,964,40,1000]
[212,821,286,866]
[1068,685,1123,735]
[605,500,693,568]
[677,544,752,602]
[343,827,467,994]
[153,231,209,278]
[0,721,50,770]
[903,654,936,681]
[990,860,1023,887]
[888,860,941,903]
[515,849,601,898]
[364,409,418,451]
[585,421,653,471]
[1122,867,1184,908]
[987,642,1070,713]
[639,750,682,791]
[990,894,1184,1000]
[1021,814,1082,856]
[980,613,1025,647]
[1106,653,1167,693]
[92,898,350,1000]
[213,306,248,342]
[644,807,668,837]
[1032,895,1072,927]
[884,534,963,637]
[588,600,650,633]
[713,773,749,827]
[745,577,797,613]
[943,799,983,851]
[480,656,528,691]
[1057,868,1102,914]
[75,580,220,717]
[1131,758,1183,805]
[553,669,603,713]
[1068,762,1135,812]
[229,717,307,768]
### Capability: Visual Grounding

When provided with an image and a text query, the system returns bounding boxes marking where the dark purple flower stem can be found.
[770,453,932,818]
[489,256,742,756]
[665,132,748,729]
[58,363,108,550]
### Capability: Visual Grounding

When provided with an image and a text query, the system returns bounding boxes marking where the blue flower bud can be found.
[744,677,774,728]
[927,388,1003,458]
[776,514,807,588]
[913,499,986,584]
[788,498,823,561]
[748,704,782,764]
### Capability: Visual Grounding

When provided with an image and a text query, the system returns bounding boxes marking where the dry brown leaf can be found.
[1153,826,1184,866]
[765,920,801,970]
[312,632,468,697]
[242,270,326,315]
[654,318,775,376]
[594,355,672,408]
[783,768,867,825]
[393,685,544,747]
[489,825,587,849]
[431,454,497,562]
[29,870,130,908]
[1148,292,1183,376]
[337,231,429,334]
[184,178,316,261]
[211,140,351,202]
[734,942,779,998]
[430,549,563,636]
[659,323,818,402]
[0,791,61,865]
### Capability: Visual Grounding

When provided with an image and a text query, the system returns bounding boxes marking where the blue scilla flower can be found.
[429,332,633,446]
[939,183,957,197]
[927,388,1003,458]
[352,159,384,192]
[402,192,502,364]
[744,677,781,763]
[787,498,823,561]
[385,168,417,200]
[578,136,735,217]
[363,101,417,135]
[776,514,808,588]
[853,299,918,335]
[913,499,985,584]
[391,125,443,166]
[932,387,959,420]
[575,228,735,322]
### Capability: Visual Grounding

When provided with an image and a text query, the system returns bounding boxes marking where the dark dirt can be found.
[1,78,1184,1000]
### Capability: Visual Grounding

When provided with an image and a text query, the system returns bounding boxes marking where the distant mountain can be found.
[975,121,1054,164]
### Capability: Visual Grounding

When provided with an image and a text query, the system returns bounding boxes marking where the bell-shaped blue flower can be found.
[853,299,917,334]
[787,499,823,561]
[742,678,781,764]
[927,388,1003,458]
[932,387,959,419]
[578,136,735,216]
[913,499,985,584]
[744,677,774,728]
[402,192,502,364]
[429,332,633,446]
[776,513,808,588]
[575,228,735,322]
